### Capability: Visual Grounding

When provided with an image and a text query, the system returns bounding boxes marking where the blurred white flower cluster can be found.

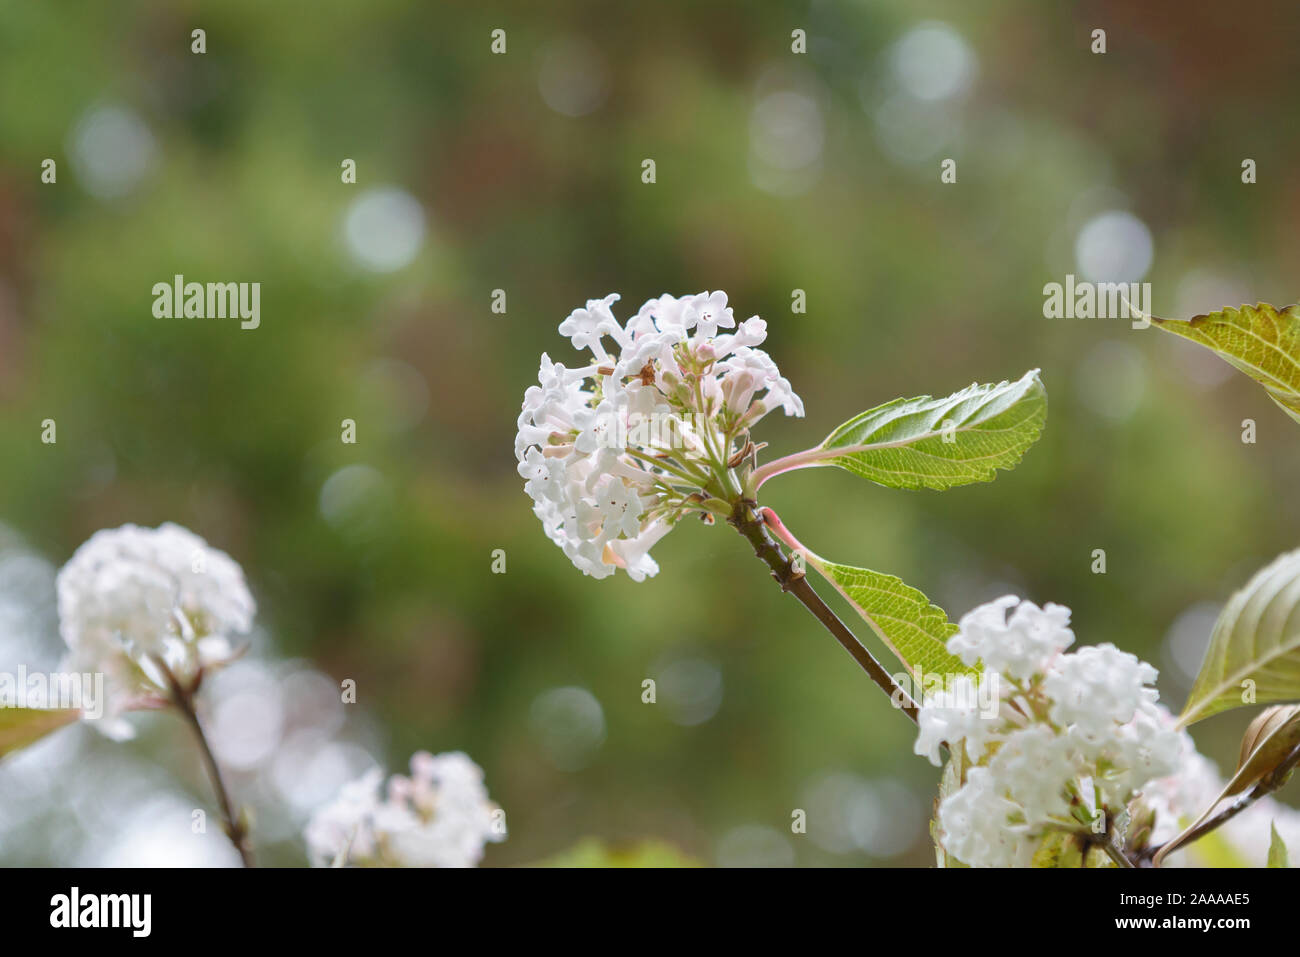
[305,751,505,867]
[1144,741,1300,867]
[915,595,1184,867]
[57,523,254,738]
[516,292,803,581]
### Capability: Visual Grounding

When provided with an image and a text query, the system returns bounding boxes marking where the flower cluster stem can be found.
[727,501,918,723]
[157,659,254,867]
[1102,838,1136,868]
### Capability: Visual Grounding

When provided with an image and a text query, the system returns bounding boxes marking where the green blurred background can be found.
[2,0,1299,866]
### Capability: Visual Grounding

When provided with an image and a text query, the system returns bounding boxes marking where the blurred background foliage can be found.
[1,0,1299,866]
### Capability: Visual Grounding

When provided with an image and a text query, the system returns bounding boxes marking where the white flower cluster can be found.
[916,595,1183,867]
[57,523,255,738]
[305,751,505,868]
[516,292,803,581]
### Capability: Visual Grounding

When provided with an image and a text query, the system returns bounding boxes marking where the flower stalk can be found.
[156,657,254,867]
[726,500,919,722]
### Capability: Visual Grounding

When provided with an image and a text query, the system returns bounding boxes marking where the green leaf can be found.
[803,554,973,681]
[1151,303,1300,425]
[1181,548,1300,726]
[1269,822,1289,868]
[812,369,1046,490]
[0,707,79,759]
